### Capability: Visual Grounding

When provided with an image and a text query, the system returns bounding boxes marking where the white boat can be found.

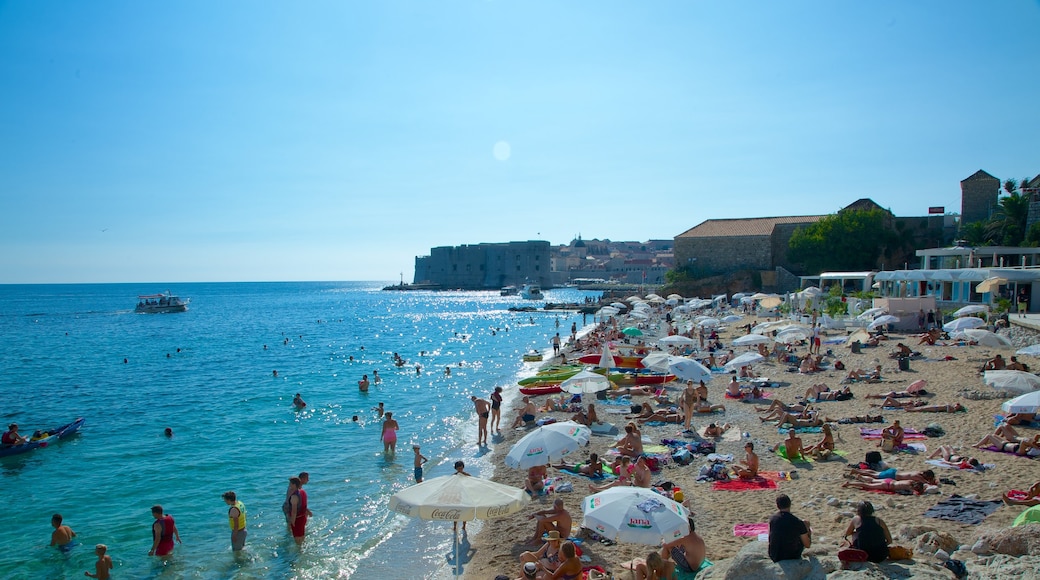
[136,291,189,313]
[500,286,518,296]
[520,283,543,300]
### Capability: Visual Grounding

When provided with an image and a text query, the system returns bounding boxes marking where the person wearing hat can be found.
[2,423,27,446]
[519,530,563,576]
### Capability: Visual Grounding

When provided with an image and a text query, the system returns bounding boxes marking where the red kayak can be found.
[576,354,645,368]
[518,384,562,396]
[613,371,677,385]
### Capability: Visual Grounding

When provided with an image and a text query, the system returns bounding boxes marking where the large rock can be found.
[971,523,1040,556]
[698,541,952,580]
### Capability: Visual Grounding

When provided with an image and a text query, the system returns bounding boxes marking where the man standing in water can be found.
[222,491,247,552]
[381,412,399,455]
[84,544,113,579]
[148,505,180,557]
[472,395,491,446]
[49,513,76,549]
[358,374,370,392]
[552,333,562,357]
[286,477,309,545]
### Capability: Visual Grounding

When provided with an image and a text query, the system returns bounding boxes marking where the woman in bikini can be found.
[550,541,583,580]
[489,386,504,433]
[590,456,633,492]
[841,479,924,494]
[804,423,836,459]
[519,531,563,575]
[928,445,981,468]
[905,403,965,413]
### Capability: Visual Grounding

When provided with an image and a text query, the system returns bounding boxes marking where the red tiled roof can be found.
[676,215,825,239]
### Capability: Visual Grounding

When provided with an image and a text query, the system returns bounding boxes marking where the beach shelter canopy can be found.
[658,335,695,346]
[983,370,1040,394]
[1002,391,1040,415]
[561,369,610,394]
[956,329,1012,348]
[505,421,591,469]
[954,304,989,317]
[581,487,690,545]
[1016,345,1040,357]
[943,317,986,332]
[724,352,764,371]
[732,334,770,347]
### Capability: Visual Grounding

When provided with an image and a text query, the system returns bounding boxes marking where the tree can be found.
[788,208,899,273]
[986,180,1029,246]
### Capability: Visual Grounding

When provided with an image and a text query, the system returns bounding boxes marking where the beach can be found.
[462,309,1040,578]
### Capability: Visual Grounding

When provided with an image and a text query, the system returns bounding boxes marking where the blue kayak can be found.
[0,418,84,458]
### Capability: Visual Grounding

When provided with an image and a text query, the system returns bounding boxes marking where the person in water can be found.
[84,544,113,580]
[149,505,181,557]
[381,412,399,454]
[49,513,76,549]
[222,491,247,551]
[293,393,307,408]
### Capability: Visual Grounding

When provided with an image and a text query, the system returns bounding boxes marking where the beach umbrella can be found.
[943,317,986,332]
[597,306,620,317]
[724,352,764,372]
[721,315,742,323]
[390,474,530,578]
[665,298,680,306]
[658,335,695,346]
[696,318,720,328]
[611,302,628,310]
[560,370,610,394]
[1017,345,1040,357]
[775,327,810,344]
[668,356,712,383]
[504,421,591,470]
[1002,391,1040,414]
[627,311,650,320]
[621,327,643,337]
[868,315,899,330]
[645,294,662,300]
[856,307,887,320]
[667,294,683,301]
[975,277,1007,294]
[984,370,1040,394]
[760,296,783,309]
[626,295,643,303]
[954,304,989,317]
[640,352,671,372]
[581,487,690,545]
[846,328,870,346]
[597,344,616,370]
[956,329,1012,348]
[732,333,770,347]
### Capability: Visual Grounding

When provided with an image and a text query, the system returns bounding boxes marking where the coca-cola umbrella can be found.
[390,473,529,578]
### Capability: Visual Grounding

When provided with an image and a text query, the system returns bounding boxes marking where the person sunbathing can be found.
[880,420,904,448]
[731,442,759,479]
[846,365,882,382]
[841,479,925,494]
[892,343,912,358]
[804,383,831,400]
[837,414,885,424]
[1003,481,1040,506]
[589,456,633,492]
[725,375,742,398]
[693,401,726,414]
[847,467,936,486]
[981,354,1006,372]
[703,422,731,438]
[610,424,644,458]
[798,355,817,373]
[772,429,805,461]
[525,465,548,494]
[917,329,941,345]
[626,402,655,420]
[610,386,656,398]
[756,400,809,415]
[905,402,966,413]
[865,387,929,399]
[774,410,831,428]
[811,386,853,401]
[553,453,604,478]
[738,364,757,378]
[638,410,683,424]
[1004,412,1039,426]
[874,396,926,409]
[1006,357,1030,372]
[973,433,1038,455]
[804,424,836,459]
[928,445,981,469]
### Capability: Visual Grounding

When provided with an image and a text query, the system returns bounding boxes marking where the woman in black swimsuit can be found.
[490,386,503,433]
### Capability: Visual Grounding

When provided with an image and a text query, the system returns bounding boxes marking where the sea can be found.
[0,282,601,579]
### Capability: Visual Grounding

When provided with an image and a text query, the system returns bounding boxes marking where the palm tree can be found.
[987,180,1029,246]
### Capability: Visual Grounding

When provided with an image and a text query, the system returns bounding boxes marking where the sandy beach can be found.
[461,310,1040,578]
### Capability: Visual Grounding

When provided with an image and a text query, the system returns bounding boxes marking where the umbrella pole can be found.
[453,523,460,580]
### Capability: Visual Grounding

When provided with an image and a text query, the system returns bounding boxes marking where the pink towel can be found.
[713,478,778,491]
[733,523,769,536]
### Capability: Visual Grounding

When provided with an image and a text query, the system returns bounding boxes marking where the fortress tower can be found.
[960,169,999,226]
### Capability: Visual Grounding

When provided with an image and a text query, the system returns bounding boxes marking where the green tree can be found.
[986,179,1030,246]
[958,221,990,247]
[788,208,898,273]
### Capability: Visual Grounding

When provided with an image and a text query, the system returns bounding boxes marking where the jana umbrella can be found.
[667,356,712,383]
[954,304,989,317]
[560,369,610,394]
[390,474,530,578]
[976,277,1008,294]
[505,421,591,469]
[1017,345,1040,357]
[856,307,887,321]
[943,317,986,332]
[868,315,899,330]
[732,334,770,347]
[621,327,643,337]
[611,302,628,310]
[724,352,764,372]
[1002,391,1040,414]
[658,335,695,346]
[984,370,1040,394]
[956,329,1012,348]
[582,486,690,545]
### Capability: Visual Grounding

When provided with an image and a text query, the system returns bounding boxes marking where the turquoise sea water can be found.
[0,282,598,579]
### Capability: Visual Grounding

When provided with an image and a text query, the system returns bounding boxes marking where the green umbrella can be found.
[622,327,643,337]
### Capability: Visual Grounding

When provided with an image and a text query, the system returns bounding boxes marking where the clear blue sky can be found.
[1,1,1038,283]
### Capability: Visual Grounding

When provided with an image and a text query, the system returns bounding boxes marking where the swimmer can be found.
[293,393,307,409]
[85,544,113,579]
[50,513,76,549]
[373,402,385,419]
[163,427,173,438]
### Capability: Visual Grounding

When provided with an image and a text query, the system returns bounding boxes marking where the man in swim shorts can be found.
[50,513,76,550]
[471,395,490,446]
[413,445,428,483]
[660,517,706,574]
[286,477,309,545]
[512,396,537,428]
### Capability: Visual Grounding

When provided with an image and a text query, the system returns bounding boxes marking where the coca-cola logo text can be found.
[430,509,462,520]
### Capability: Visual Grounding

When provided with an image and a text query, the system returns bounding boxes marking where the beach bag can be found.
[838,548,869,568]
[672,447,693,465]
[943,559,968,578]
[555,480,573,493]
[880,438,895,452]
[888,545,913,560]
[865,451,883,467]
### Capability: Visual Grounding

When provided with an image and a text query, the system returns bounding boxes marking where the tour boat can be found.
[520,283,543,300]
[136,291,189,313]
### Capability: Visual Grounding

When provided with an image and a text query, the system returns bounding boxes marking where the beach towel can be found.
[858,428,928,441]
[778,426,823,434]
[674,559,712,580]
[925,459,994,472]
[1005,489,1036,503]
[775,445,810,464]
[698,426,741,442]
[590,422,619,436]
[980,444,1040,458]
[733,523,769,536]
[758,470,793,482]
[924,495,1002,525]
[712,477,778,491]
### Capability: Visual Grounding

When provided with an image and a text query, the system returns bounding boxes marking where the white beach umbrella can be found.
[943,317,986,332]
[975,277,1008,294]
[504,421,592,470]
[724,352,764,372]
[668,356,712,383]
[846,328,870,346]
[598,344,616,370]
[856,307,887,321]
[560,369,610,394]
[658,335,695,346]
[665,298,679,306]
[1002,391,1040,415]
[750,321,783,334]
[667,294,684,301]
[627,311,650,320]
[696,318,720,328]
[597,307,620,317]
[760,296,783,309]
[1016,345,1040,357]
[775,327,811,344]
[955,329,1012,348]
[610,302,628,310]
[390,474,530,579]
[640,352,672,372]
[645,294,662,300]
[732,334,770,347]
[582,487,691,545]
[954,304,989,317]
[868,315,899,330]
[626,295,643,303]
[721,315,743,323]
[984,370,1040,394]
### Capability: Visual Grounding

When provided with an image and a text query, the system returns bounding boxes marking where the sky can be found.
[1,1,1038,284]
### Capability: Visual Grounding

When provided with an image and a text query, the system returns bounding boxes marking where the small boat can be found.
[611,370,677,385]
[520,283,543,300]
[522,352,543,362]
[136,291,189,313]
[0,418,84,458]
[577,354,646,368]
[519,383,562,396]
[500,286,518,296]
